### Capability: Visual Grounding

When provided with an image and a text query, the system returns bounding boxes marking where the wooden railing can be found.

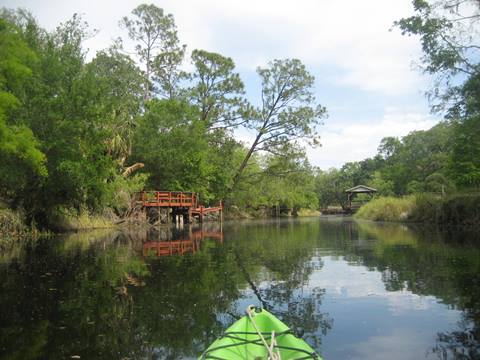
[142,230,223,257]
[134,191,197,208]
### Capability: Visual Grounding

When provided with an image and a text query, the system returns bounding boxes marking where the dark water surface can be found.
[1,217,479,359]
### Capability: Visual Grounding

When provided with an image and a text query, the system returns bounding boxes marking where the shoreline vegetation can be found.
[0,204,321,243]
[355,194,480,226]
[1,2,479,240]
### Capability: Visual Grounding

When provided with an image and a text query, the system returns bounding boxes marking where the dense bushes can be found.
[0,209,30,249]
[354,196,415,222]
[355,194,480,225]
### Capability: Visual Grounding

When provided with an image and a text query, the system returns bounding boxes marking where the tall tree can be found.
[189,49,251,130]
[0,18,46,203]
[120,4,185,100]
[83,47,144,167]
[395,0,480,111]
[232,59,326,190]
[396,1,480,188]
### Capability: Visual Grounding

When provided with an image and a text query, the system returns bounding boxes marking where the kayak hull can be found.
[199,308,321,359]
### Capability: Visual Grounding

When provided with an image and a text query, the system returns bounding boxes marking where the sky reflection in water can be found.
[0,217,478,360]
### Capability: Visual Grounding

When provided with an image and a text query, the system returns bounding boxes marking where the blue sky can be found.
[2,0,440,168]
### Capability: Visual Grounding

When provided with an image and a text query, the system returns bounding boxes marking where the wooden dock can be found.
[133,191,223,224]
[142,228,223,257]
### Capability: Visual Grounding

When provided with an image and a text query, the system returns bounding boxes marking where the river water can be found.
[0,217,479,359]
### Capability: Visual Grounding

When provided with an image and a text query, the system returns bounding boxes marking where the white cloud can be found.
[159,0,425,95]
[309,256,444,315]
[308,108,437,169]
[3,0,425,95]
[347,329,433,360]
[2,0,437,169]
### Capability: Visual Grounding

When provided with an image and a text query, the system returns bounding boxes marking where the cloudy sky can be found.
[2,0,439,168]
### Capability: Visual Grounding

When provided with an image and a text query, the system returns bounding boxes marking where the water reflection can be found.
[142,225,223,257]
[0,218,479,359]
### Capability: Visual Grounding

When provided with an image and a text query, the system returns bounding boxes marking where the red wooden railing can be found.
[134,191,198,208]
[142,230,223,257]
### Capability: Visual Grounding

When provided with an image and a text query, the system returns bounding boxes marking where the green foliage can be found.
[315,168,351,209]
[0,209,28,248]
[189,49,251,129]
[394,1,480,194]
[120,4,184,99]
[439,193,480,226]
[449,116,480,187]
[1,5,329,229]
[409,193,444,223]
[233,58,326,189]
[132,99,217,198]
[370,171,395,196]
[394,0,480,110]
[355,196,416,222]
[357,193,480,225]
[82,46,144,165]
[0,18,47,203]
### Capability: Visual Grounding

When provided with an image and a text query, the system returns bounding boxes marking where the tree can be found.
[132,99,214,197]
[315,168,352,209]
[396,1,480,189]
[449,115,480,187]
[0,18,46,204]
[120,4,185,100]
[189,49,251,130]
[83,47,144,167]
[395,0,480,111]
[232,59,326,190]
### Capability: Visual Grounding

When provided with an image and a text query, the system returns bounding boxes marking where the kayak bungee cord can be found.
[246,305,281,360]
[199,306,320,360]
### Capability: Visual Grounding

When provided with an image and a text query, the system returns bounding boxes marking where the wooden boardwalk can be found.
[133,191,222,223]
[143,229,223,257]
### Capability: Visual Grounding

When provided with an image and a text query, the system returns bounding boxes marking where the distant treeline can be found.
[316,0,480,211]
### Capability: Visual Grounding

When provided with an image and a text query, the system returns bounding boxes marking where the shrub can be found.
[355,196,415,222]
[409,193,443,223]
[0,208,28,249]
[357,193,480,225]
[440,194,480,226]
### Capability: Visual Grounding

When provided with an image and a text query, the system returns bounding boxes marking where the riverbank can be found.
[0,209,42,250]
[1,204,321,240]
[355,193,480,225]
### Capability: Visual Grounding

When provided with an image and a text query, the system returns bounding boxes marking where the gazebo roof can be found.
[345,185,377,193]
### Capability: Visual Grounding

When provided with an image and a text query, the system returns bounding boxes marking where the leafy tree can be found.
[189,49,251,130]
[315,168,352,209]
[376,123,453,194]
[449,115,480,187]
[232,59,326,190]
[83,47,144,168]
[0,18,46,204]
[395,0,480,111]
[120,4,184,100]
[370,171,395,196]
[396,1,480,190]
[132,99,215,198]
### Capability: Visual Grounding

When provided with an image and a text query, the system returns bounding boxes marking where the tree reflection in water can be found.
[354,222,480,360]
[135,222,332,357]
[1,219,479,359]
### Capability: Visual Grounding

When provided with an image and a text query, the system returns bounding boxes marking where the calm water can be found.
[1,217,479,359]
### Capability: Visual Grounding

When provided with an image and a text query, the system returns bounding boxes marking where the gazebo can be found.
[345,185,377,211]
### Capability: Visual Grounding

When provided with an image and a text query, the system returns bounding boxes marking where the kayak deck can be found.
[199,307,321,359]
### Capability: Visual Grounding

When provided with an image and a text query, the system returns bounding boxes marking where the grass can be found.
[355,193,480,225]
[297,208,321,217]
[0,208,39,250]
[49,207,116,232]
[354,196,416,222]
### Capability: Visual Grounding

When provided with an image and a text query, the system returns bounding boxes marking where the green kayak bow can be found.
[199,306,321,360]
